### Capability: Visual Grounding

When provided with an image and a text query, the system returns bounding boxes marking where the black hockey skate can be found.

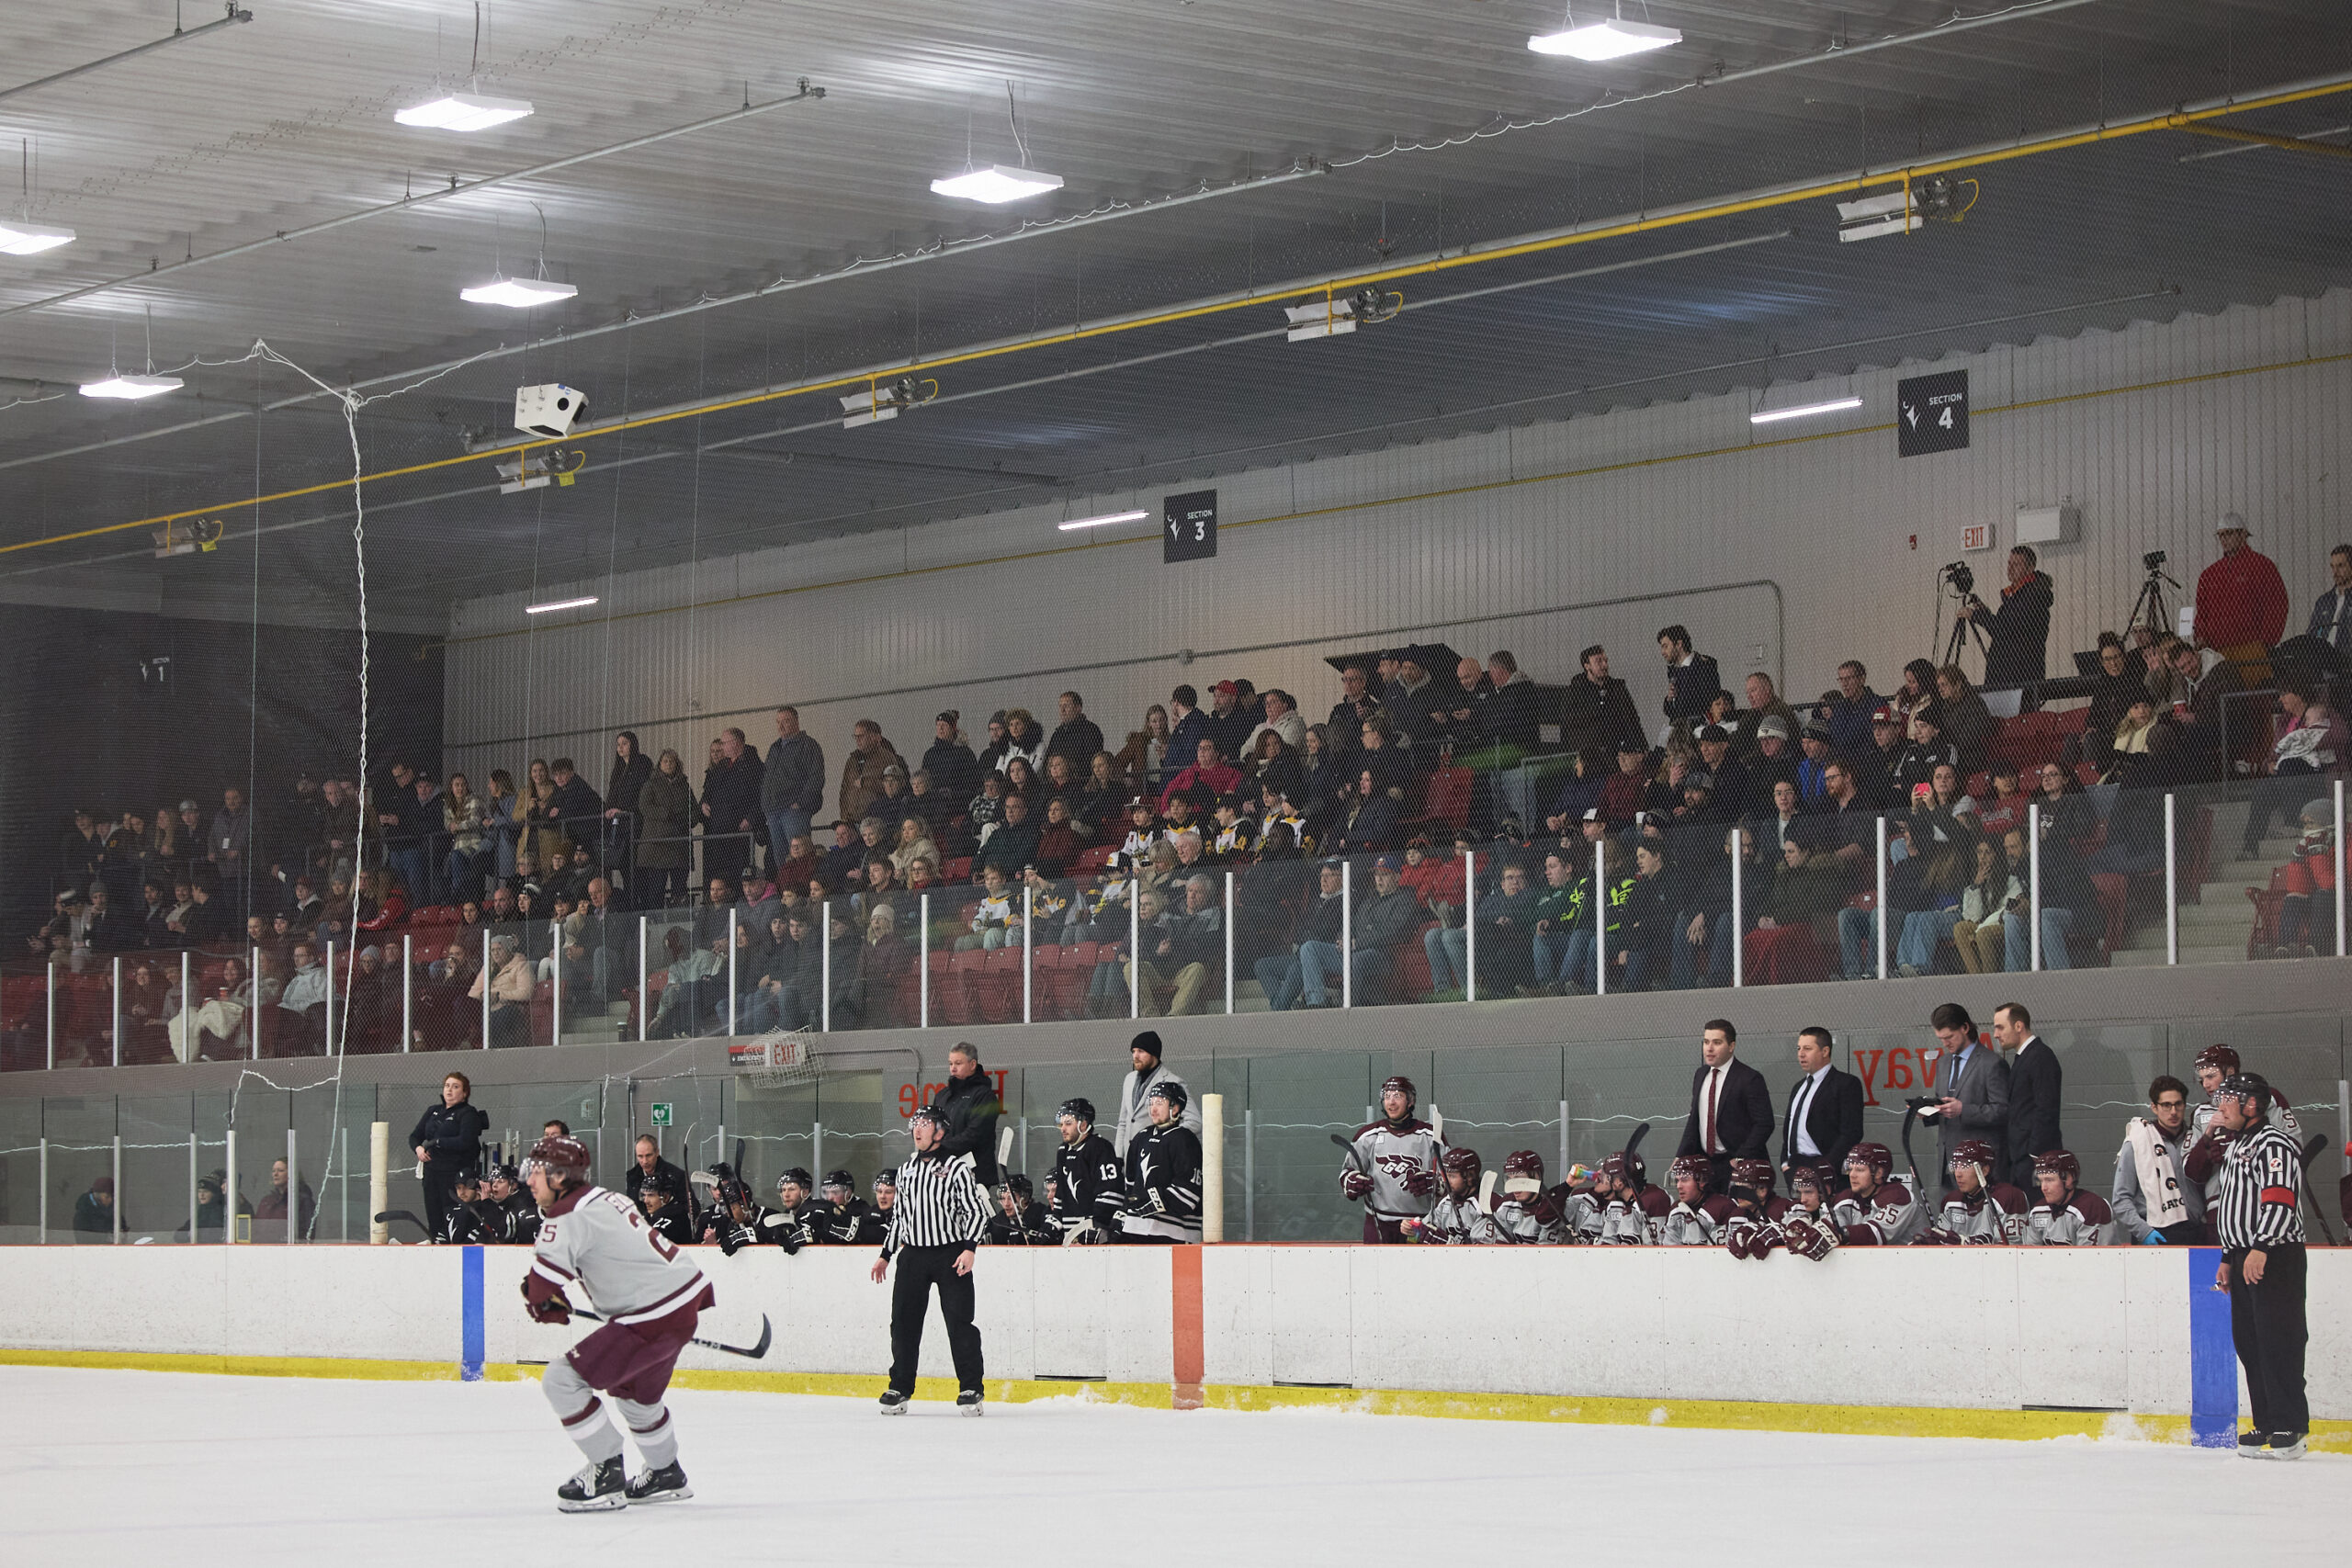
[626,1461,693,1503]
[956,1389,984,1416]
[878,1390,910,1415]
[557,1456,628,1512]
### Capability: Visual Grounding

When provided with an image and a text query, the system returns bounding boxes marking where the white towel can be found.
[2121,1117,2189,1232]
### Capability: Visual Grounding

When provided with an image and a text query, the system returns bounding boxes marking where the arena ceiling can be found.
[0,0,2347,626]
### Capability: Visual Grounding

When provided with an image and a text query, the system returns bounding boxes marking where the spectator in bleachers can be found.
[137,882,173,950]
[1668,827,1750,990]
[2098,693,2163,784]
[1248,689,1308,756]
[1819,660,1883,753]
[1734,673,1798,757]
[1594,738,1645,824]
[1035,795,1083,877]
[1614,840,1679,991]
[2142,633,2192,708]
[277,942,327,1052]
[2193,513,2289,683]
[1951,836,2018,974]
[760,707,827,878]
[72,1175,117,1242]
[2081,634,2143,763]
[1254,858,1345,1010]
[1114,705,1173,790]
[1329,769,1401,854]
[1527,845,1586,990]
[1470,857,1540,998]
[957,866,1016,952]
[977,711,1015,775]
[633,749,695,908]
[1935,665,1996,777]
[1893,659,1940,728]
[602,732,651,892]
[1561,646,1644,761]
[1190,682,1245,764]
[1976,762,2028,839]
[2308,543,2352,653]
[1747,716,1798,807]
[252,1156,316,1243]
[698,728,764,888]
[1046,692,1104,773]
[378,765,437,905]
[1382,653,1451,758]
[1838,817,1930,980]
[2270,796,2343,957]
[482,769,522,883]
[544,757,605,875]
[1002,756,1039,805]
[1895,827,1973,977]
[1747,828,1843,983]
[439,773,488,904]
[1927,763,1976,826]
[470,932,535,1047]
[2239,676,2346,856]
[891,814,941,882]
[415,941,478,1049]
[1850,705,1898,804]
[1657,625,1724,731]
[1001,707,1047,773]
[2002,821,2092,971]
[1160,738,1241,812]
[918,711,980,808]
[1891,710,1958,801]
[1131,874,1220,1017]
[1959,545,2054,691]
[975,792,1041,881]
[853,906,910,1026]
[818,818,864,888]
[1693,725,1749,818]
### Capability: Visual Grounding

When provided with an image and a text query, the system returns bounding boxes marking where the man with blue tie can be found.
[1928,1001,2010,1191]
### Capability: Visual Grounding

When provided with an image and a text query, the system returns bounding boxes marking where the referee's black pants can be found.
[888,1244,984,1396]
[2228,1243,2309,1436]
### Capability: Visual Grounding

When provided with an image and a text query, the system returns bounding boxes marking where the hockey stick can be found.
[372,1208,431,1239]
[1898,1105,1929,1196]
[1622,1121,1649,1165]
[1429,1104,1444,1143]
[997,1123,1016,1175]
[2298,1133,2340,1247]
[568,1306,774,1360]
[1329,1132,1366,1172]
[1476,1168,1498,1213]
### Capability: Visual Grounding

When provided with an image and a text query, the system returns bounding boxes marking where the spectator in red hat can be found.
[1202,681,1254,762]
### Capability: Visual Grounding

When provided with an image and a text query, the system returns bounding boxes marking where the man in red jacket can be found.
[2194,513,2289,683]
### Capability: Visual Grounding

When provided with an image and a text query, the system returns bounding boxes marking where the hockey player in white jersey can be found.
[1779,1164,1842,1260]
[1827,1141,1925,1246]
[1338,1075,1444,1243]
[521,1135,714,1512]
[2023,1149,2114,1245]
[1594,1149,1669,1245]
[1657,1156,1735,1247]
[1408,1147,1501,1244]
[1916,1139,2029,1246]
[1721,1159,1791,1258]
[2185,1043,2302,1206]
[1488,1149,1588,1244]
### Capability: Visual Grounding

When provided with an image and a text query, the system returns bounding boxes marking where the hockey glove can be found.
[1340,1171,1374,1201]
[1782,1215,1837,1262]
[522,1278,572,1325]
[1724,1227,1752,1260]
[1401,1168,1436,1198]
[1914,1228,1959,1247]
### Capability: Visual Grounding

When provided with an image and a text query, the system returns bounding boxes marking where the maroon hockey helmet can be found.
[1844,1142,1894,1181]
[1727,1158,1774,1198]
[1789,1164,1832,1197]
[526,1134,592,1185]
[1948,1140,1998,1181]
[1500,1149,1544,1193]
[1600,1149,1646,1187]
[1440,1147,1483,1187]
[1668,1155,1710,1190]
[2030,1149,2080,1187]
[2193,1043,2241,1077]
[1380,1074,1418,1107]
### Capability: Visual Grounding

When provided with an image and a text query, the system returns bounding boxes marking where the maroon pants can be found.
[1362,1215,1406,1244]
[566,1286,712,1403]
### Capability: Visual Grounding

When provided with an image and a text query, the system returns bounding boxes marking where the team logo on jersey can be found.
[1374,1152,1420,1181]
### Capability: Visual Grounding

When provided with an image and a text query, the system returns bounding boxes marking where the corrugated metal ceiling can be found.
[0,0,2347,618]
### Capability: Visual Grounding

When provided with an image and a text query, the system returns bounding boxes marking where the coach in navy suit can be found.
[1780,1025,1864,1188]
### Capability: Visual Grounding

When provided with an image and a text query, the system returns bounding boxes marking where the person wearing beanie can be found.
[1114,1029,1199,1157]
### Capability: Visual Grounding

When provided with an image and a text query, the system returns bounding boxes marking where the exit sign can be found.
[649,1102,673,1128]
[1960,523,1993,553]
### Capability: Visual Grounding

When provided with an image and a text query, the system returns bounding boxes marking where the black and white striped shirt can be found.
[2213,1121,2307,1253]
[880,1151,989,1258]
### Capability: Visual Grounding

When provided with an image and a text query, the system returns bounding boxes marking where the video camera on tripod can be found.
[1934,561,1987,666]
[2127,549,2181,640]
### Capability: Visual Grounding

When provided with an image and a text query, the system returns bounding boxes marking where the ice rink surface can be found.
[1,1366,2340,1566]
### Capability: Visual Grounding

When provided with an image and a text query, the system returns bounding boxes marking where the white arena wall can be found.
[4,1245,2346,1441]
[439,288,2352,776]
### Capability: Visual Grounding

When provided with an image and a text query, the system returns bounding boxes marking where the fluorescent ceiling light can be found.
[461,276,578,308]
[1284,298,1361,342]
[396,92,535,131]
[80,373,184,400]
[524,595,599,615]
[1057,509,1149,532]
[0,219,75,255]
[930,165,1064,203]
[1749,396,1862,425]
[1836,189,1921,243]
[1526,18,1680,60]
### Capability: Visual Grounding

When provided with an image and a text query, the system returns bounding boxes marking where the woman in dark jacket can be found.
[1328,769,1401,854]
[634,749,695,908]
[409,1069,491,1235]
[1251,730,1306,812]
[605,730,653,898]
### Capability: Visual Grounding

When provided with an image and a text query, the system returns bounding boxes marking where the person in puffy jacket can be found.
[410,1070,490,1235]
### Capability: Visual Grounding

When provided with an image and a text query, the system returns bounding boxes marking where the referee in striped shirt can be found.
[2211,1073,2309,1459]
[869,1104,991,1416]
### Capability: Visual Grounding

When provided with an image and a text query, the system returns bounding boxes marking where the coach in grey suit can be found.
[1928,1001,2010,1189]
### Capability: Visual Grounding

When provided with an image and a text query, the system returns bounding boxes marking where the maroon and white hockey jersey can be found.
[1830,1179,1924,1246]
[528,1183,711,1324]
[1918,1184,2030,1245]
[1657,1194,1736,1247]
[2024,1190,2113,1246]
[1340,1117,1445,1224]
[1596,1185,1672,1245]
[1416,1193,1501,1245]
[1723,1196,1792,1257]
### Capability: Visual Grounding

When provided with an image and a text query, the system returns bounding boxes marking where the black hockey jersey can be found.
[1120,1122,1204,1242]
[985,1201,1060,1245]
[1052,1133,1125,1238]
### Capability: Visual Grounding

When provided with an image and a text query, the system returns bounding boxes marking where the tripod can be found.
[1942,588,1988,669]
[2126,564,2181,643]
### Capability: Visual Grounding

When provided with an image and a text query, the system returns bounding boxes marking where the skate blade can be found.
[556,1494,629,1513]
[631,1484,694,1504]
[877,1404,908,1416]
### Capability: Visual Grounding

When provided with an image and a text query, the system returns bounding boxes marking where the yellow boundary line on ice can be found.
[5,1348,2344,1450]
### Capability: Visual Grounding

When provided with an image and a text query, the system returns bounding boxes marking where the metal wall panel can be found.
[444,289,2352,784]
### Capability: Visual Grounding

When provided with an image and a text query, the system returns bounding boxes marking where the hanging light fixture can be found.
[396,5,532,130]
[1528,2,1681,60]
[81,305,183,400]
[1056,509,1149,532]
[933,81,1063,202]
[1749,396,1861,424]
[1,138,73,254]
[461,199,576,307]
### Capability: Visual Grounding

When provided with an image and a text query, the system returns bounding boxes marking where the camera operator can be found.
[1953,547,2053,692]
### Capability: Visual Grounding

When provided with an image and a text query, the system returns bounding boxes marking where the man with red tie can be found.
[1677,1019,1775,1194]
